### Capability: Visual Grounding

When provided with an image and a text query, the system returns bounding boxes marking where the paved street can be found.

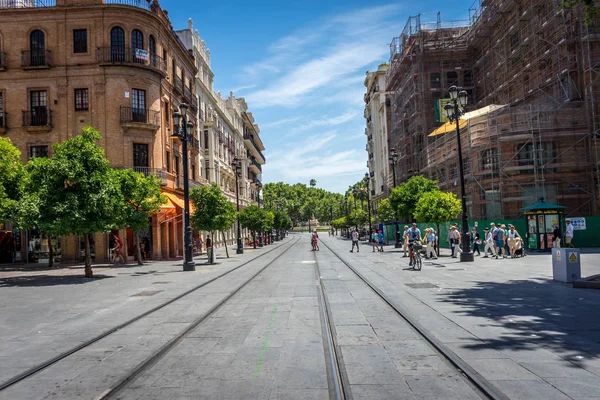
[0,233,599,399]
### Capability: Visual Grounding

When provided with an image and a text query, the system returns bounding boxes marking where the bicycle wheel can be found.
[414,254,422,270]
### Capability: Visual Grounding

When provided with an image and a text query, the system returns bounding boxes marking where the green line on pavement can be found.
[254,304,278,378]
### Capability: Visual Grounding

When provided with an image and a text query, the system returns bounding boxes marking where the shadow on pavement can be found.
[0,274,114,287]
[440,278,600,364]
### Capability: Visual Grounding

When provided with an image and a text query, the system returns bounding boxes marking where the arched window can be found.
[30,30,46,66]
[149,35,156,67]
[110,26,125,62]
[131,30,143,64]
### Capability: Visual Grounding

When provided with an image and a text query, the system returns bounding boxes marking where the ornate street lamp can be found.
[364,172,373,236]
[231,156,244,254]
[171,103,196,271]
[444,86,474,262]
[388,147,401,248]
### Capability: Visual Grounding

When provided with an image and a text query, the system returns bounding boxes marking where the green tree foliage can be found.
[272,210,291,234]
[238,205,272,249]
[309,179,316,187]
[348,209,369,227]
[389,175,439,220]
[413,191,462,238]
[190,183,236,262]
[0,138,24,221]
[331,217,348,229]
[562,0,600,24]
[19,127,121,276]
[376,198,396,223]
[114,169,165,265]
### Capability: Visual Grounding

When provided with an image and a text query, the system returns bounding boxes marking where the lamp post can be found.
[364,172,373,236]
[171,103,196,271]
[389,148,401,248]
[444,86,474,262]
[232,157,243,254]
[256,181,263,247]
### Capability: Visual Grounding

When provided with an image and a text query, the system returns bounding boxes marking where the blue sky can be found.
[162,0,474,194]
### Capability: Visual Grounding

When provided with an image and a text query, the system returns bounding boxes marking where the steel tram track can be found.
[0,235,297,393]
[319,238,510,400]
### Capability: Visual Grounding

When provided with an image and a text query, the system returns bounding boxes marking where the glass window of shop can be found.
[79,234,95,262]
[0,221,23,264]
[27,229,61,264]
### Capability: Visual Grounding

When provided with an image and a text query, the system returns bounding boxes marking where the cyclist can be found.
[111,233,125,264]
[407,223,421,267]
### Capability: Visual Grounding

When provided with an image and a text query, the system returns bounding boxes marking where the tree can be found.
[309,179,316,187]
[389,175,439,220]
[348,209,369,228]
[413,191,462,241]
[190,183,236,263]
[376,198,396,223]
[0,138,24,222]
[114,169,165,265]
[562,0,600,24]
[19,127,121,276]
[238,205,263,248]
[272,210,291,239]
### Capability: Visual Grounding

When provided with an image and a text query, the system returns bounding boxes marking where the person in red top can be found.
[112,233,125,264]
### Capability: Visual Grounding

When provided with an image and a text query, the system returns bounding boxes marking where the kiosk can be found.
[521,197,565,252]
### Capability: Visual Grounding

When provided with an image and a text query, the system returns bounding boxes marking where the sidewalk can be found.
[324,236,600,400]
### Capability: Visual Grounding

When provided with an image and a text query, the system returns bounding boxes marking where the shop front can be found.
[521,198,565,252]
[0,220,23,264]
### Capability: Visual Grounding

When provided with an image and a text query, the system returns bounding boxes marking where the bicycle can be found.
[410,242,423,271]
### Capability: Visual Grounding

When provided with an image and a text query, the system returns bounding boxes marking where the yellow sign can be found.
[556,251,561,261]
[569,253,578,263]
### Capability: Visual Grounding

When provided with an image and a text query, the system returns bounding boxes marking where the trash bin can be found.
[552,248,581,283]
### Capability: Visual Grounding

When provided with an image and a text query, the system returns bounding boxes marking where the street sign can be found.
[569,252,578,263]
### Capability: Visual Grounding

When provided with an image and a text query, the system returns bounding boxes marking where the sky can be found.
[161,0,475,194]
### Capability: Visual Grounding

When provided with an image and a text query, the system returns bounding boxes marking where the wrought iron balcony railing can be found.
[132,167,167,185]
[243,133,266,162]
[21,50,51,68]
[184,86,192,102]
[22,109,52,127]
[173,75,183,94]
[97,47,166,74]
[0,0,56,9]
[120,106,160,126]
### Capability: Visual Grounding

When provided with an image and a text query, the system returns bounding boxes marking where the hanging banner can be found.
[135,49,149,61]
[569,217,586,230]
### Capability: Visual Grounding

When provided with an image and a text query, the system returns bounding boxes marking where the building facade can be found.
[0,0,202,265]
[386,1,600,220]
[364,63,391,214]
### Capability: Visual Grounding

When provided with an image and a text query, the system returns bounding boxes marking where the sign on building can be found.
[135,49,149,61]
[569,217,586,230]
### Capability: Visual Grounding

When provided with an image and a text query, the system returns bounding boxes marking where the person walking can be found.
[449,226,460,258]
[501,224,510,257]
[425,228,437,259]
[350,228,360,253]
[370,230,378,252]
[492,224,504,259]
[407,223,421,267]
[552,225,562,248]
[471,228,481,256]
[564,219,575,248]
[483,227,496,258]
[402,226,409,257]
[377,230,384,252]
[507,225,522,258]
[311,229,319,251]
[111,233,125,264]
[206,234,213,263]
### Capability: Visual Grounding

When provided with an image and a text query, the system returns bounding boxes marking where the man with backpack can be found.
[492,225,505,259]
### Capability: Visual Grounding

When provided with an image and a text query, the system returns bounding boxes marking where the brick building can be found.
[0,0,200,264]
[386,1,600,220]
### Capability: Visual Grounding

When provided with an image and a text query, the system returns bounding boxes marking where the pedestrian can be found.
[471,228,481,256]
[454,223,462,255]
[507,225,522,258]
[449,226,460,258]
[407,223,421,267]
[483,227,496,258]
[402,226,409,257]
[111,233,125,264]
[564,219,575,248]
[378,229,384,252]
[197,235,204,255]
[552,224,562,248]
[492,224,504,259]
[371,230,378,252]
[350,228,359,253]
[143,237,151,260]
[311,229,319,251]
[501,224,509,257]
[206,234,213,263]
[425,228,437,259]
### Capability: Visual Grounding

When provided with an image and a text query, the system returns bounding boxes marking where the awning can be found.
[162,191,196,214]
[428,104,506,137]
[159,197,177,214]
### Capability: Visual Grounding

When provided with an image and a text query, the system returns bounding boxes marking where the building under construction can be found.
[386,0,600,219]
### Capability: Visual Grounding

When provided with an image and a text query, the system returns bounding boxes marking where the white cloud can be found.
[260,116,302,129]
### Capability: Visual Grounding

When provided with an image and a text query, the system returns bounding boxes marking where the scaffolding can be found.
[386,0,600,219]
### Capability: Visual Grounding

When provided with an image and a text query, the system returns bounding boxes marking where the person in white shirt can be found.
[402,226,409,257]
[564,219,575,248]
[350,228,360,253]
[483,227,497,258]
[425,228,437,260]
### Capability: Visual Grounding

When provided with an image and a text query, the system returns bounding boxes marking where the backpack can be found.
[492,228,501,241]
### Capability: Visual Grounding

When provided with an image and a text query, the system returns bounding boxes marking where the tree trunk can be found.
[253,232,256,249]
[48,236,54,269]
[222,231,230,258]
[135,231,143,265]
[84,234,93,278]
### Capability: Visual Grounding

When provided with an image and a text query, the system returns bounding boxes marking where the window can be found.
[131,29,144,64]
[204,129,209,149]
[74,88,89,111]
[73,29,87,53]
[30,145,48,159]
[174,155,180,177]
[205,160,210,182]
[133,143,149,168]
[0,92,4,128]
[30,90,48,126]
[171,59,176,79]
[164,100,170,126]
[446,71,458,86]
[131,88,146,122]
[166,150,171,172]
[430,72,441,89]
[481,149,498,171]
[30,30,46,66]
[149,35,156,67]
[110,27,125,62]
[518,142,553,167]
[463,70,473,87]
[191,164,196,181]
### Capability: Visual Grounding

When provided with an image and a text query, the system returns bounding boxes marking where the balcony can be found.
[120,106,160,132]
[184,86,192,103]
[97,47,166,76]
[243,133,266,163]
[0,111,6,133]
[192,96,199,111]
[249,158,262,174]
[173,75,183,94]
[22,109,52,131]
[0,0,56,7]
[0,52,6,71]
[104,0,152,10]
[132,167,167,185]
[21,50,51,69]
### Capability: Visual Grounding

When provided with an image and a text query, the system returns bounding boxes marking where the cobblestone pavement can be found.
[1,233,598,399]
